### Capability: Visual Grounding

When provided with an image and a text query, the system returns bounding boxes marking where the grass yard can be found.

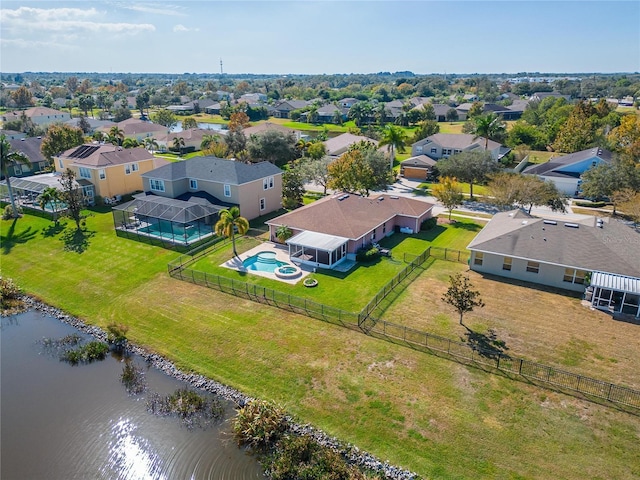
[380,260,640,390]
[2,211,640,479]
[417,181,490,197]
[187,220,481,312]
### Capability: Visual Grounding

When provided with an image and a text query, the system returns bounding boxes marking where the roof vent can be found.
[390,195,399,199]
[338,194,349,201]
[543,220,557,225]
[596,218,604,228]
[564,223,579,228]
[521,220,528,225]
[378,196,384,201]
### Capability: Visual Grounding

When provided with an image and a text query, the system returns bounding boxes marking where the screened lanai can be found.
[0,173,74,213]
[287,230,349,269]
[112,194,222,246]
[589,272,640,318]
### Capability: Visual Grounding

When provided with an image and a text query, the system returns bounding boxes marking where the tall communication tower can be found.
[220,58,223,75]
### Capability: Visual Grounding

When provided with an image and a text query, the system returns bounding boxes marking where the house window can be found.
[131,163,139,172]
[150,179,165,192]
[224,184,231,197]
[124,164,131,175]
[260,198,266,211]
[190,179,197,190]
[430,148,437,154]
[564,268,587,284]
[79,167,91,179]
[98,169,106,180]
[502,257,512,271]
[416,146,423,153]
[269,176,274,189]
[526,261,540,274]
[382,223,386,234]
[473,252,483,266]
[13,164,22,175]
[58,159,64,169]
[371,230,376,241]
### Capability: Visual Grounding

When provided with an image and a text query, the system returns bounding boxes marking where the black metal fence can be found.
[167,241,640,410]
[364,318,640,409]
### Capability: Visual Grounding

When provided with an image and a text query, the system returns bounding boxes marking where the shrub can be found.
[106,322,129,349]
[266,434,368,480]
[0,277,22,310]
[61,341,109,365]
[575,201,607,208]
[233,400,288,450]
[421,217,438,230]
[356,246,380,262]
[2,204,22,220]
[146,388,224,427]
[121,361,146,394]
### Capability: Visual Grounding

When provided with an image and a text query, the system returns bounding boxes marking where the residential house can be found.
[65,117,115,133]
[166,98,217,113]
[243,122,302,140]
[399,155,437,181]
[523,147,612,197]
[140,156,283,221]
[2,107,71,127]
[54,144,160,204]
[410,133,509,161]
[467,209,640,317]
[204,102,223,115]
[5,136,49,178]
[267,193,434,269]
[323,132,379,157]
[272,100,310,119]
[337,98,359,108]
[99,118,168,142]
[316,103,348,124]
[156,128,221,152]
[529,92,571,102]
[239,93,267,104]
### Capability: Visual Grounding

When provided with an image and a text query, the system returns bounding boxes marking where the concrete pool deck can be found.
[220,242,313,285]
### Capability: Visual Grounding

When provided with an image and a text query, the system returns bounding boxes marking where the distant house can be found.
[166,98,217,113]
[238,93,267,104]
[399,155,437,181]
[65,117,115,133]
[523,147,613,197]
[5,136,49,178]
[99,118,167,141]
[156,128,219,152]
[2,107,71,127]
[267,193,434,269]
[316,103,348,124]
[243,122,301,140]
[467,209,640,317]
[54,144,160,204]
[272,100,310,119]
[529,92,571,102]
[410,133,509,161]
[323,132,379,157]
[337,98,359,108]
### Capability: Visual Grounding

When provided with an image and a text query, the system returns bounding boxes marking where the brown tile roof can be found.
[243,122,299,136]
[267,193,433,240]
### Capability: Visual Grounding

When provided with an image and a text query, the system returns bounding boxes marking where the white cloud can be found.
[173,24,199,33]
[120,3,187,17]
[1,6,155,34]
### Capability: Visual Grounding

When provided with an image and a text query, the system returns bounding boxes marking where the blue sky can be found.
[1,1,638,74]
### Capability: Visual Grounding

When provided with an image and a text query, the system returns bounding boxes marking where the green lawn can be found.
[2,211,639,479]
[188,221,480,312]
[417,181,490,196]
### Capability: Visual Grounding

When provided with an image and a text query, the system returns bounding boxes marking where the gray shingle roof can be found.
[468,210,640,277]
[401,155,437,167]
[142,156,282,185]
[523,148,613,176]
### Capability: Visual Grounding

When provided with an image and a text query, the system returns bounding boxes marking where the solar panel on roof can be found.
[69,145,100,159]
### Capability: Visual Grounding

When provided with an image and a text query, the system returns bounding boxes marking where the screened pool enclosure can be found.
[112,194,222,246]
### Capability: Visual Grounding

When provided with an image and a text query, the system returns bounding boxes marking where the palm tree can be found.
[172,136,185,154]
[275,224,292,244]
[200,134,220,150]
[214,206,249,258]
[122,138,140,149]
[0,134,32,218]
[471,113,506,150]
[379,125,408,170]
[37,187,62,224]
[143,137,159,153]
[108,126,124,146]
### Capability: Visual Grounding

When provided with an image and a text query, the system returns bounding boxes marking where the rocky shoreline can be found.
[19,296,419,480]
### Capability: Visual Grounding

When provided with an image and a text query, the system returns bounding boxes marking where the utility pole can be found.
[220,58,223,75]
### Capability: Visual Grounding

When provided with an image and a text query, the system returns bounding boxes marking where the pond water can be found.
[170,122,226,133]
[1,310,264,480]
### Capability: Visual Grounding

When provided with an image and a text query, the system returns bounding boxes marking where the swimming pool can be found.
[137,220,210,243]
[242,251,290,273]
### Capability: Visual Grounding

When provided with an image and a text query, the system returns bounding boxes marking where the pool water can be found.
[243,251,290,272]
[137,220,207,243]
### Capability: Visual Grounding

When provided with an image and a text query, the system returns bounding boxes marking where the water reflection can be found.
[1,311,264,480]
